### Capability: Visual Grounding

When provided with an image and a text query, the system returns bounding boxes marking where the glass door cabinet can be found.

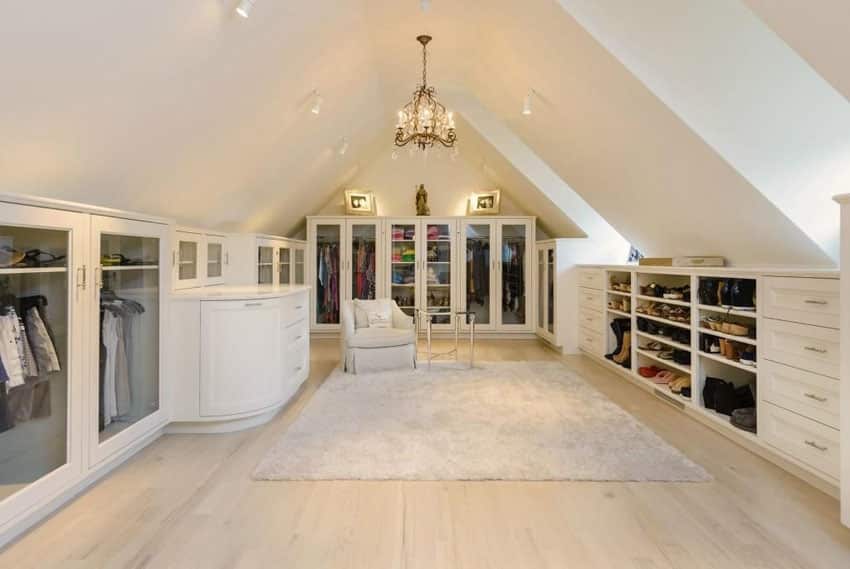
[388,220,419,318]
[0,203,87,530]
[422,220,456,329]
[346,219,383,303]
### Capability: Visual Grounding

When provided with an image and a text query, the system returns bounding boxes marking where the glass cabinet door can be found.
[0,204,87,528]
[257,246,274,285]
[424,222,453,326]
[207,242,223,281]
[177,240,197,281]
[314,225,341,325]
[294,248,305,285]
[463,223,492,327]
[349,223,378,301]
[389,223,417,317]
[547,248,555,334]
[500,223,528,326]
[537,248,546,333]
[279,247,291,285]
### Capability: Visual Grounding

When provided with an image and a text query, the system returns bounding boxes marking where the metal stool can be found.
[417,309,476,369]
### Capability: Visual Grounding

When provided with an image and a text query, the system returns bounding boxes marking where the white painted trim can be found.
[0,192,171,225]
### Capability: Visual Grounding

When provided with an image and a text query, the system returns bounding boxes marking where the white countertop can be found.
[170,285,311,301]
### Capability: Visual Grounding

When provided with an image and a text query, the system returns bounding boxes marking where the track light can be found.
[522,91,533,116]
[420,0,431,11]
[310,90,323,115]
[236,0,256,18]
[338,137,349,156]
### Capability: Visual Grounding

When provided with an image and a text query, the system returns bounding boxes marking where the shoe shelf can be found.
[698,351,757,373]
[636,313,690,330]
[698,405,758,442]
[606,308,630,318]
[635,330,690,351]
[636,348,692,375]
[636,294,690,308]
[697,327,757,346]
[697,304,757,319]
[606,289,631,297]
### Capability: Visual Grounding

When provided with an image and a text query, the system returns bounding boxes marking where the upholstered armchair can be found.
[341,299,417,373]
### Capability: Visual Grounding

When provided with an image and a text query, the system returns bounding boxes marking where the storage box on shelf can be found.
[575,264,841,497]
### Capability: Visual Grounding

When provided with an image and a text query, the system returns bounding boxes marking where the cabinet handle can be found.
[245,302,263,307]
[76,266,87,290]
[172,251,176,267]
[95,266,103,289]
[803,346,827,354]
[803,392,828,403]
[225,252,229,265]
[804,440,828,452]
[294,366,303,371]
[803,298,828,305]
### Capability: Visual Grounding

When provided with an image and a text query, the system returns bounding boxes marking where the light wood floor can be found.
[2,339,850,568]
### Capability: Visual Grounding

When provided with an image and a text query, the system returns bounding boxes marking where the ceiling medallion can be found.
[394,35,457,151]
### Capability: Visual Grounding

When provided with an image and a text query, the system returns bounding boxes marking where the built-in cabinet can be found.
[173,228,228,289]
[0,197,168,546]
[307,216,534,333]
[535,239,571,347]
[229,234,307,287]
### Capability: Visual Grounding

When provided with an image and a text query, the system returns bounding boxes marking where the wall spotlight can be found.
[522,91,533,116]
[236,0,256,18]
[310,90,323,115]
[338,137,349,156]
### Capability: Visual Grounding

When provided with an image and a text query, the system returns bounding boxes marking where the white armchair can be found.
[341,299,417,374]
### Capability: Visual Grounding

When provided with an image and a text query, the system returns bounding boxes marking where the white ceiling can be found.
[0,0,842,266]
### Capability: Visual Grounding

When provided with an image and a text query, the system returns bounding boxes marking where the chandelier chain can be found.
[422,40,427,87]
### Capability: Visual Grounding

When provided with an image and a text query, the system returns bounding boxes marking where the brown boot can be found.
[613,331,631,364]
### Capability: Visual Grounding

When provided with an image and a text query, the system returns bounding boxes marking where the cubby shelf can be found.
[696,327,757,346]
[696,304,757,319]
[606,308,630,318]
[698,406,758,441]
[636,294,690,307]
[103,265,159,271]
[606,289,631,297]
[699,351,757,373]
[635,330,690,351]
[0,267,67,275]
[636,348,692,375]
[635,313,691,330]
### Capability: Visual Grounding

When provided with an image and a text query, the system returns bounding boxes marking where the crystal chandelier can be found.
[394,35,457,150]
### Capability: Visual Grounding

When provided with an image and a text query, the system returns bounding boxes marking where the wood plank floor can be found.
[2,339,849,568]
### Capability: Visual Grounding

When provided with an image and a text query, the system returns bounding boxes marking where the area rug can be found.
[253,361,710,482]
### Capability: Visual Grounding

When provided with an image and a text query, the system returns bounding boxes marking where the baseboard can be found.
[0,426,165,550]
[576,349,840,499]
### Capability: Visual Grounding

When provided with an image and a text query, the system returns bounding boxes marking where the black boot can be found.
[605,319,623,360]
[731,279,756,310]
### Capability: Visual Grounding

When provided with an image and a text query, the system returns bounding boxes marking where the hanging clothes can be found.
[315,242,340,323]
[99,292,144,429]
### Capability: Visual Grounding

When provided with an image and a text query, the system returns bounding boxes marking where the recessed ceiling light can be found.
[236,0,256,18]
[310,90,323,115]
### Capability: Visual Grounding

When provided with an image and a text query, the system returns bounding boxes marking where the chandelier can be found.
[394,35,457,150]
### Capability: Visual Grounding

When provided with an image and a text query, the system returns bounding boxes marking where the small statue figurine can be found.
[415,184,430,216]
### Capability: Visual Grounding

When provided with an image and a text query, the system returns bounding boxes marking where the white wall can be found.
[317,150,532,218]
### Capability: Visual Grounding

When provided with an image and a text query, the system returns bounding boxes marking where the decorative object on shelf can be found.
[343,190,376,216]
[394,35,457,151]
[415,184,430,216]
[468,190,501,215]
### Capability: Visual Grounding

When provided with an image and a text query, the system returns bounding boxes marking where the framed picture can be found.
[468,190,501,215]
[344,190,376,216]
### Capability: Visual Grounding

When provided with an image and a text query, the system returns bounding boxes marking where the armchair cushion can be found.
[347,327,416,349]
[353,299,393,329]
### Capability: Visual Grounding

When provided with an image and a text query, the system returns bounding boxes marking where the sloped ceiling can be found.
[0,1,840,267]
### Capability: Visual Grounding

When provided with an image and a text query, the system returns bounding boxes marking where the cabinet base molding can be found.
[0,426,165,550]
[167,407,283,434]
[577,349,840,499]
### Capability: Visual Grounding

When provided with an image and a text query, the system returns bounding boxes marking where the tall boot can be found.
[605,319,623,360]
[613,331,631,366]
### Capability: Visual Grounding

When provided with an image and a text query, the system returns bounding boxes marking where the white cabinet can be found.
[535,239,571,347]
[173,227,229,289]
[200,298,283,416]
[460,218,534,332]
[228,234,308,287]
[0,196,169,547]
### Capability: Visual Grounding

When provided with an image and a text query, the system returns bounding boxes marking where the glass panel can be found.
[99,233,160,443]
[426,223,451,325]
[351,224,377,301]
[537,249,545,330]
[465,224,490,325]
[0,226,69,501]
[390,224,417,317]
[294,248,305,285]
[547,249,555,333]
[178,240,197,281]
[501,224,526,325]
[257,246,273,285]
[279,248,291,285]
[315,226,340,324]
[207,243,222,279]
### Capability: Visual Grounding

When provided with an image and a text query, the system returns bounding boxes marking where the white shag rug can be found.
[253,361,710,482]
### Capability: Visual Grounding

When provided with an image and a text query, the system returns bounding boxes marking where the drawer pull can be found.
[295,305,304,310]
[803,298,828,305]
[294,335,303,341]
[804,440,828,452]
[294,366,303,371]
[245,302,263,307]
[803,392,828,403]
[803,346,827,354]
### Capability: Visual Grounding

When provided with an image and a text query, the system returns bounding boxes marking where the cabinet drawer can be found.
[760,360,839,429]
[579,328,604,356]
[285,320,309,346]
[578,269,604,291]
[578,307,604,333]
[760,402,839,480]
[578,287,603,312]
[763,277,839,329]
[762,318,839,379]
[281,292,308,325]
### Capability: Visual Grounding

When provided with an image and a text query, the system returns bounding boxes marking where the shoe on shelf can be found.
[698,278,719,306]
[731,407,757,433]
[730,279,756,311]
[658,350,674,360]
[639,365,661,378]
[702,377,728,410]
[669,375,691,394]
[739,346,757,367]
[613,331,631,365]
[653,370,676,384]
